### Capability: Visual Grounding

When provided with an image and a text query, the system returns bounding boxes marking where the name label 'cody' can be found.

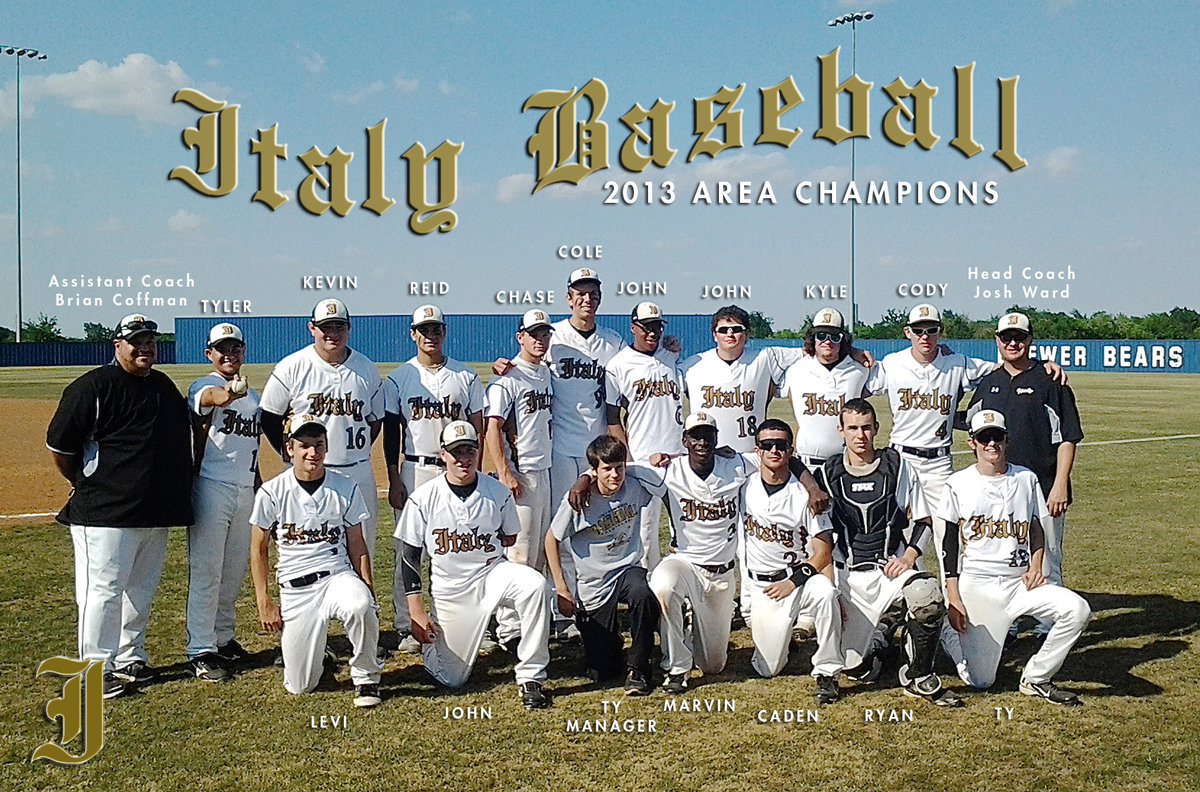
[168,89,461,235]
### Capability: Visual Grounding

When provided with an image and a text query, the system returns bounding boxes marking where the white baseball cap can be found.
[286,413,327,437]
[812,307,845,331]
[996,312,1032,335]
[411,304,445,327]
[567,267,601,288]
[114,314,159,340]
[631,302,665,324]
[311,298,350,325]
[440,420,479,450]
[207,322,244,347]
[906,304,942,325]
[518,309,553,332]
[969,409,1008,436]
[684,412,718,433]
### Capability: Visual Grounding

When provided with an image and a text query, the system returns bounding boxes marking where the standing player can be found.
[544,435,661,695]
[941,411,1091,705]
[966,312,1083,588]
[260,299,385,562]
[185,323,261,681]
[383,305,484,652]
[249,416,382,707]
[741,420,841,703]
[815,399,963,707]
[604,301,684,569]
[398,421,552,709]
[47,314,194,698]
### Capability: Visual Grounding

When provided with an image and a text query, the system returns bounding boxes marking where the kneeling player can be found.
[545,435,661,695]
[941,410,1091,705]
[743,420,842,704]
[815,399,962,707]
[249,416,382,707]
[398,421,553,709]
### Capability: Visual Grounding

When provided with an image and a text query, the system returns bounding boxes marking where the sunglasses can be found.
[909,325,941,337]
[634,320,664,333]
[757,439,791,452]
[715,325,746,335]
[997,332,1030,344]
[814,331,843,343]
[973,430,1007,445]
[414,324,445,337]
[118,319,158,337]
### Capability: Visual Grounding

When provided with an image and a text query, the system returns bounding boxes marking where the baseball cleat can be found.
[844,654,883,683]
[215,639,249,662]
[624,669,652,696]
[662,673,689,694]
[813,675,840,705]
[1019,679,1081,706]
[100,672,127,700]
[520,681,550,709]
[899,664,964,707]
[397,633,422,654]
[112,661,156,684]
[555,623,582,642]
[191,653,229,682]
[353,684,382,708]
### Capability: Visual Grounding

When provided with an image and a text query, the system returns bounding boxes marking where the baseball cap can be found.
[114,314,159,341]
[440,420,479,450]
[631,302,665,324]
[684,412,718,433]
[286,413,327,437]
[411,304,445,327]
[969,409,1008,436]
[567,267,601,289]
[518,309,553,332]
[812,307,845,331]
[312,298,350,325]
[996,312,1032,336]
[207,322,244,347]
[906,304,942,326]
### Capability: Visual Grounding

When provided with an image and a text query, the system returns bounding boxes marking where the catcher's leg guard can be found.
[901,574,946,681]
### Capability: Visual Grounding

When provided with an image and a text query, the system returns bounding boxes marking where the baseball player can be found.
[544,435,661,695]
[966,312,1083,590]
[383,305,484,652]
[185,322,261,681]
[248,416,382,707]
[815,398,963,707]
[398,421,552,709]
[940,410,1091,705]
[47,314,194,699]
[260,299,384,564]
[604,301,684,570]
[741,419,841,704]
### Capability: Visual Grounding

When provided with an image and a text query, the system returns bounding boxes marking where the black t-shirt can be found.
[47,362,195,527]
[967,361,1084,500]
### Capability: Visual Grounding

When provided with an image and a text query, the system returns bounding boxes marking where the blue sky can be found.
[1,0,1196,334]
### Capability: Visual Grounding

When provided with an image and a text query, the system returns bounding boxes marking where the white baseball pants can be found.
[186,478,254,658]
[650,556,735,676]
[748,573,843,678]
[280,569,381,694]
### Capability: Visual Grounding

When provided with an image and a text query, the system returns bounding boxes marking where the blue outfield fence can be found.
[0,341,176,367]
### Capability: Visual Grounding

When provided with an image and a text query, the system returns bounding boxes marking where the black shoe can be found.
[624,669,652,696]
[112,660,156,683]
[520,681,549,709]
[662,672,688,694]
[845,654,883,683]
[100,672,127,700]
[1019,679,1081,706]
[216,639,249,662]
[502,637,521,656]
[813,674,840,705]
[353,683,382,708]
[191,653,229,682]
[900,664,964,707]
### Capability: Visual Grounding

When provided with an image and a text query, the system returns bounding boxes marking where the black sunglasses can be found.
[757,438,791,452]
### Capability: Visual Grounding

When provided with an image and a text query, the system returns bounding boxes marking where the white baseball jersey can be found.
[397,474,521,599]
[651,454,752,567]
[260,346,385,466]
[547,319,625,457]
[605,346,685,462]
[870,350,993,450]
[937,463,1050,578]
[189,373,261,487]
[250,469,370,581]
[741,475,834,573]
[485,358,554,473]
[384,357,484,456]
[781,356,881,460]
[680,346,805,453]
[550,477,652,611]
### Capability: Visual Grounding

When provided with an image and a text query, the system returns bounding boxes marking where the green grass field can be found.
[2,368,1199,791]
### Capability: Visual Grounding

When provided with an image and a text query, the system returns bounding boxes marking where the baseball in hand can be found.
[230,376,249,395]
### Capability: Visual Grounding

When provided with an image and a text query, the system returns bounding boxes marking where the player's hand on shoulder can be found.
[648,452,673,468]
[849,347,876,368]
[806,486,830,515]
[568,474,593,511]
[1022,568,1046,590]
[1041,359,1069,384]
[492,357,514,376]
[883,556,915,578]
[714,445,737,458]
[764,579,796,601]
[663,335,681,353]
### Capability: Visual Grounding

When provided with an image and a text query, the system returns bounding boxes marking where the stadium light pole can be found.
[826,11,872,333]
[2,45,48,343]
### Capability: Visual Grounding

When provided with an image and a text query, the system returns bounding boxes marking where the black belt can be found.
[696,560,736,575]
[324,461,364,469]
[405,454,446,468]
[892,444,949,459]
[281,570,331,589]
[749,567,795,583]
[799,455,827,469]
[835,560,885,572]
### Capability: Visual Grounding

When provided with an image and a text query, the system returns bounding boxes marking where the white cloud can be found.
[1044,146,1083,179]
[298,50,325,75]
[97,215,126,234]
[168,209,201,232]
[496,172,595,203]
[1048,0,1077,14]
[497,174,532,203]
[438,81,458,96]
[394,74,419,93]
[205,58,222,68]
[688,152,794,183]
[334,81,385,105]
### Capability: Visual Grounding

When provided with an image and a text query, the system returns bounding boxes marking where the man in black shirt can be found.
[966,312,1083,588]
[47,314,194,699]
